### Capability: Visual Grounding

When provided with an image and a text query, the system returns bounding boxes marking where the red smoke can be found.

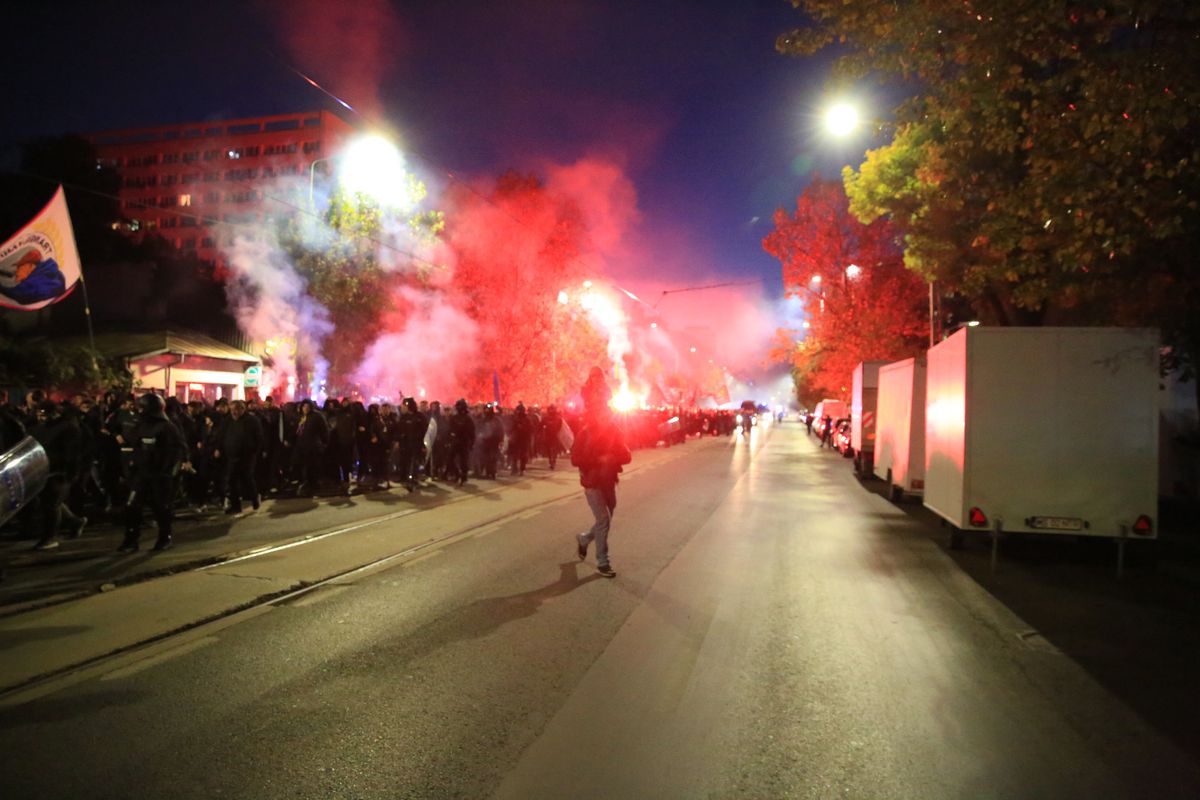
[269,0,407,118]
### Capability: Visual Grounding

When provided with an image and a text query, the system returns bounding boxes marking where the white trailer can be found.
[850,360,890,476]
[873,357,926,501]
[924,327,1159,557]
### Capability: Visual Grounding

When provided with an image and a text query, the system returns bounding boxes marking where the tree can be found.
[279,179,443,391]
[763,175,928,403]
[780,1,1200,344]
[441,172,609,403]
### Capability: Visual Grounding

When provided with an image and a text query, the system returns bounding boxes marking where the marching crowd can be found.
[0,385,747,554]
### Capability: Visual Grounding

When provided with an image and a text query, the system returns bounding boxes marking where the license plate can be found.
[1028,516,1085,531]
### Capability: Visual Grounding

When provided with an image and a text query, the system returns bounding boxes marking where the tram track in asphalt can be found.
[0,440,715,701]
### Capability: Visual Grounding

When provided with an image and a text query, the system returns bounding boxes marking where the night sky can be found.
[2,0,885,318]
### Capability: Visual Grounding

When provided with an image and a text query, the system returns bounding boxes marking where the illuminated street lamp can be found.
[309,133,414,211]
[845,263,862,279]
[824,102,861,137]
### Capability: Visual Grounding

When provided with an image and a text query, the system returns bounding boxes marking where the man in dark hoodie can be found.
[214,400,264,514]
[120,394,188,553]
[571,374,631,578]
[294,399,328,497]
[394,397,426,492]
[27,400,87,551]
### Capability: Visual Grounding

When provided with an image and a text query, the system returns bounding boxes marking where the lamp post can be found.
[308,156,335,211]
[308,134,412,212]
[822,98,938,346]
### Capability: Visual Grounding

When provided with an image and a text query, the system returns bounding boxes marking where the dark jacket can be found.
[395,411,427,451]
[217,413,264,460]
[296,408,329,452]
[131,414,189,477]
[447,411,475,451]
[29,414,84,479]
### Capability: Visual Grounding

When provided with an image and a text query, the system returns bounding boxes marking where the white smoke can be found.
[222,232,333,399]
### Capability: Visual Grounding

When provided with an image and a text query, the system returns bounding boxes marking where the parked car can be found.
[833,418,853,454]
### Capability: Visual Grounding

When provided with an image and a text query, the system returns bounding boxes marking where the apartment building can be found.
[90,110,356,266]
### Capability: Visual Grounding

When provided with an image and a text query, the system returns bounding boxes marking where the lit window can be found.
[179,194,192,206]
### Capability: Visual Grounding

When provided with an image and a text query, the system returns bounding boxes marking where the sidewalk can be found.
[0,441,708,697]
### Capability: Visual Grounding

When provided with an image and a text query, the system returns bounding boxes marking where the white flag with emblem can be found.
[0,186,82,311]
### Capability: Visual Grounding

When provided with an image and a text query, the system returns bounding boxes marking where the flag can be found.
[0,186,82,311]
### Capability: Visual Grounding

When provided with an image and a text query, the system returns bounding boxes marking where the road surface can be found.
[2,421,1197,798]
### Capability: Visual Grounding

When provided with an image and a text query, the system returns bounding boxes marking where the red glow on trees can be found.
[763,175,927,403]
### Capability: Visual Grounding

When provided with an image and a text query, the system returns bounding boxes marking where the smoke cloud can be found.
[270,0,407,118]
[222,231,333,397]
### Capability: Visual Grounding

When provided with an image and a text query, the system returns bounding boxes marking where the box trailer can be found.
[850,360,890,476]
[873,357,926,500]
[924,327,1159,549]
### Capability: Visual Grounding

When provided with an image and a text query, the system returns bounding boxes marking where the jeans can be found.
[581,484,617,567]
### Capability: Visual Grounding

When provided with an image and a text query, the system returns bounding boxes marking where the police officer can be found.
[446,399,475,486]
[119,394,188,553]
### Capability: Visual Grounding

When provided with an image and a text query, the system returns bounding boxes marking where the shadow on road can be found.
[337,561,602,674]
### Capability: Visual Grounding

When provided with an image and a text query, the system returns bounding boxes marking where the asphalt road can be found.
[2,422,1198,799]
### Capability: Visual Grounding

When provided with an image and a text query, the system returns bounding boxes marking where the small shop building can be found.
[87,330,260,403]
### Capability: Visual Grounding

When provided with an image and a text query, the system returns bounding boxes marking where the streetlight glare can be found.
[340,135,415,210]
[824,102,860,137]
[845,264,862,279]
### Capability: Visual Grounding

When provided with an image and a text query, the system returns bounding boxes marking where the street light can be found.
[824,102,860,137]
[308,134,414,211]
[820,97,939,346]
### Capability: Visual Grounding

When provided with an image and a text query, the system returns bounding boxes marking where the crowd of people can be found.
[0,385,751,553]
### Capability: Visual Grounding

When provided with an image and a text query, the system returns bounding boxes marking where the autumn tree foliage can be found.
[441,172,609,404]
[779,1,1200,366]
[277,176,444,390]
[763,175,928,403]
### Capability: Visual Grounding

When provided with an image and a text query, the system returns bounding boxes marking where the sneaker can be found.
[117,537,139,554]
[225,505,243,515]
[68,516,88,539]
[596,563,616,578]
[153,536,173,552]
[33,539,60,551]
[576,535,588,562]
[252,495,261,510]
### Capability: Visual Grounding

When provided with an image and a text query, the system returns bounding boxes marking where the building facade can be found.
[89,110,356,266]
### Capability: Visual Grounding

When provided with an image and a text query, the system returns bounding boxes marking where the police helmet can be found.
[138,393,166,416]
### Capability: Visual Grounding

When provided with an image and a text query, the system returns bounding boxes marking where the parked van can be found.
[812,399,848,439]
